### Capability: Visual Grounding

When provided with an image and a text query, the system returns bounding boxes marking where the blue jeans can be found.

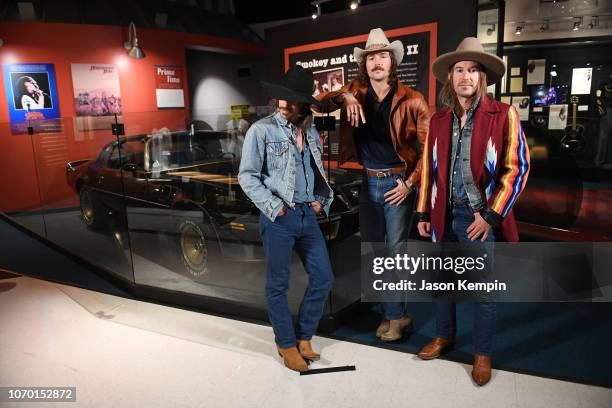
[436,204,496,355]
[259,204,334,348]
[360,174,416,320]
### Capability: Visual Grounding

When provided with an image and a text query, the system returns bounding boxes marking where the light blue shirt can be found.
[285,120,316,203]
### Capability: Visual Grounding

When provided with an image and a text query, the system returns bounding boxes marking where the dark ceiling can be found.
[0,0,391,40]
[0,0,497,40]
[234,0,389,24]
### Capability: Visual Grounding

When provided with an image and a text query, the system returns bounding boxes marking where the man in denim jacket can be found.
[238,66,334,372]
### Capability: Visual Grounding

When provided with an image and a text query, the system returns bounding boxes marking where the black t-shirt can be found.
[354,81,403,170]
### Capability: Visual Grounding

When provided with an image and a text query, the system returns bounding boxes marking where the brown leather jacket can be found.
[316,78,431,186]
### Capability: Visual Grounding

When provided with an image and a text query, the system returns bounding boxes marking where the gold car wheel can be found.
[179,221,208,276]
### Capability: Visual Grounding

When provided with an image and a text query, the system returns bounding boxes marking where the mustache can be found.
[370,66,385,72]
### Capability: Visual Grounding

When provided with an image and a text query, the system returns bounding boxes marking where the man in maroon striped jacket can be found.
[415,37,530,386]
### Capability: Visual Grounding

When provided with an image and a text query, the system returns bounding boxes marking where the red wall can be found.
[0,22,263,213]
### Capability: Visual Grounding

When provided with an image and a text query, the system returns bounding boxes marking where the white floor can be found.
[0,275,611,408]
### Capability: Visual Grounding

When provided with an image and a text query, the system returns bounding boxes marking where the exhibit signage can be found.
[156,65,185,109]
[284,24,437,165]
[284,23,437,108]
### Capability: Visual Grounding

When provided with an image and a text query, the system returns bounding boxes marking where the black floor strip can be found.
[300,365,356,376]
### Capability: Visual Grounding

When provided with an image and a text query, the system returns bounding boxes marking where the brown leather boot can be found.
[297,339,320,361]
[417,337,455,360]
[375,319,390,338]
[277,346,308,372]
[380,315,412,342]
[472,353,492,386]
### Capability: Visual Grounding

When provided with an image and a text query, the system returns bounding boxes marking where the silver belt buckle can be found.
[376,171,387,177]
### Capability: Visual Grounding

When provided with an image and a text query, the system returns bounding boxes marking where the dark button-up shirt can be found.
[355,81,403,170]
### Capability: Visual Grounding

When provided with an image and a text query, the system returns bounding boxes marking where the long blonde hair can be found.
[439,63,488,117]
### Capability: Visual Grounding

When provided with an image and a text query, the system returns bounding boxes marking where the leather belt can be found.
[365,167,404,178]
[451,198,472,208]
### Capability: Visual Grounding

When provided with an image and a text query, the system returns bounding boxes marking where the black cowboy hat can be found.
[261,65,323,106]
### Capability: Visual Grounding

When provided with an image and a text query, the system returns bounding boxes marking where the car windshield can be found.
[147,131,237,173]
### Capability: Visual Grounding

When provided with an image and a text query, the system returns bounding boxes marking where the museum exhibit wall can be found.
[264,0,478,106]
[0,21,263,214]
[185,48,265,130]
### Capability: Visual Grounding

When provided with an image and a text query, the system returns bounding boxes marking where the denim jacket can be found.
[238,112,334,221]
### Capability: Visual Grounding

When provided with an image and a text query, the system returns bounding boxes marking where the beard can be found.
[455,83,478,98]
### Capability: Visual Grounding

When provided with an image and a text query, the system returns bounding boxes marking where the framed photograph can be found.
[512,96,530,121]
[548,104,568,130]
[526,59,545,85]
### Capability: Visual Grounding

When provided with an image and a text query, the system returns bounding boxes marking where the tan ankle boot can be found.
[380,315,412,342]
[297,339,320,361]
[375,319,390,338]
[417,337,455,360]
[277,346,308,372]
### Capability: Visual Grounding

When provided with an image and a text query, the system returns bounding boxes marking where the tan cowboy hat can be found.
[353,28,404,65]
[432,37,506,85]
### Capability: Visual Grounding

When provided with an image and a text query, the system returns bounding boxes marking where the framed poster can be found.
[2,63,62,134]
[156,65,185,109]
[70,63,122,131]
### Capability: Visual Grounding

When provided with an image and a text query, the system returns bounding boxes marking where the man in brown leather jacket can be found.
[317,28,430,341]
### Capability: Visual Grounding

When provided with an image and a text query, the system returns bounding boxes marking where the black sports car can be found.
[66,129,361,277]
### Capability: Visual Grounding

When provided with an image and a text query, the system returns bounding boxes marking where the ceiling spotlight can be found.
[350,0,359,10]
[539,20,549,32]
[123,22,145,59]
[515,22,524,35]
[550,64,557,77]
[573,17,582,31]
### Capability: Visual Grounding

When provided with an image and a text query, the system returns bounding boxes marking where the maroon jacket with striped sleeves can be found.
[416,96,530,242]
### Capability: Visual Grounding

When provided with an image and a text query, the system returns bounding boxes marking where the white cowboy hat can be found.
[432,37,506,85]
[353,28,404,65]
